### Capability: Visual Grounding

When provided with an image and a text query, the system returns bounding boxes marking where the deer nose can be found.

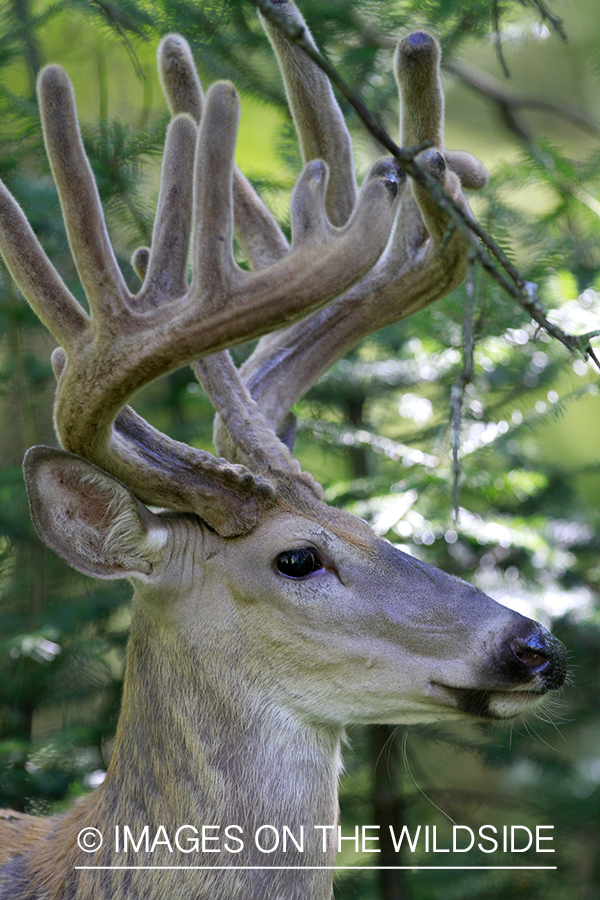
[509,627,567,692]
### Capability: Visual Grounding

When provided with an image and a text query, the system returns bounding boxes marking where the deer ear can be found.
[23,446,168,580]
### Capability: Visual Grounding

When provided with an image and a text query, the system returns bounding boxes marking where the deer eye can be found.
[275,548,324,579]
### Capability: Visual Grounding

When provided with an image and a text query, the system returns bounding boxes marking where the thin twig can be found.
[248,0,600,369]
[450,260,476,523]
[445,60,600,137]
[492,0,511,78]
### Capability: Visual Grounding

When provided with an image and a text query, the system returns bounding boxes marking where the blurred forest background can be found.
[1,0,599,898]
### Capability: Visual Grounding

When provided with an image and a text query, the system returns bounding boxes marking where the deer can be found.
[0,2,567,898]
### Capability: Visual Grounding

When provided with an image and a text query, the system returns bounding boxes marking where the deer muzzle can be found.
[432,618,568,720]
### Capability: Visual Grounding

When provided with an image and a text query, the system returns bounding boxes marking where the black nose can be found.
[509,627,567,692]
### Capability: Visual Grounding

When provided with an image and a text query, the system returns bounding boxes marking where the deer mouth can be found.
[429,682,550,720]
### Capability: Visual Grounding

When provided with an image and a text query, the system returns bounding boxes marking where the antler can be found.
[0,41,401,532]
[197,5,490,461]
[0,0,489,534]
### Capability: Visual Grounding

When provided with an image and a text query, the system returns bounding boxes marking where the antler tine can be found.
[0,183,88,347]
[394,32,487,195]
[137,114,197,306]
[191,82,241,302]
[213,30,490,460]
[159,34,288,270]
[192,354,306,478]
[158,33,204,122]
[259,0,357,227]
[394,32,488,244]
[38,66,130,318]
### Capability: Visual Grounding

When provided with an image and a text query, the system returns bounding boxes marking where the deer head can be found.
[0,4,566,899]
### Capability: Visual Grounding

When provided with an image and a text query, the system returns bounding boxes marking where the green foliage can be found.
[0,1,599,899]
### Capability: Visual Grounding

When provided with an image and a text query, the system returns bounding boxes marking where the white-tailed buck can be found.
[0,3,566,898]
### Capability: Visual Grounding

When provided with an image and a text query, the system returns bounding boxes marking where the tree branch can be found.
[248,0,600,369]
[445,60,600,139]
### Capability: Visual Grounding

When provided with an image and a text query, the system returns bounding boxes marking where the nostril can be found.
[511,643,548,670]
[508,629,567,691]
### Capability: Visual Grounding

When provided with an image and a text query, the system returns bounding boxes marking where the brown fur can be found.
[0,811,53,866]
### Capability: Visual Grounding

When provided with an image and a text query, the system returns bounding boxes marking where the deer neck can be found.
[82,601,342,898]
